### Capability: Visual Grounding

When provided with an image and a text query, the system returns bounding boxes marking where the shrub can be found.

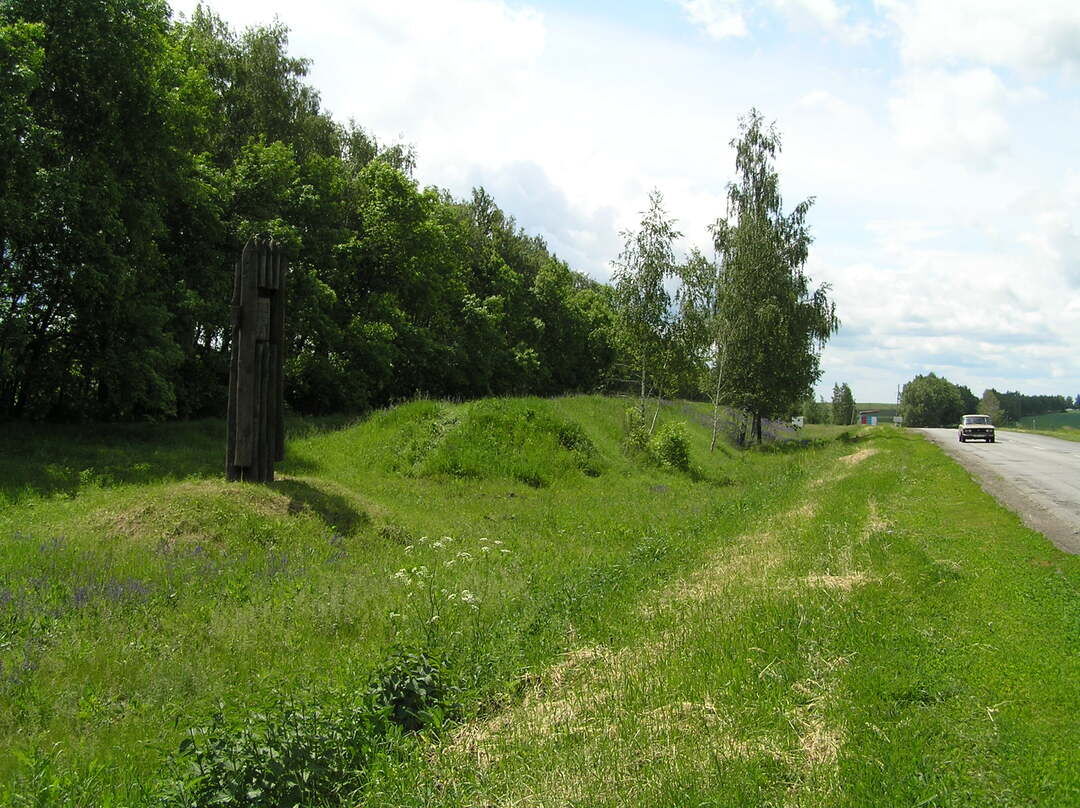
[623,407,650,454]
[161,693,384,808]
[366,648,460,732]
[649,421,691,471]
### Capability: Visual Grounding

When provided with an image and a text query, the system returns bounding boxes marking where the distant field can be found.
[1014,411,1080,429]
[1,398,1076,806]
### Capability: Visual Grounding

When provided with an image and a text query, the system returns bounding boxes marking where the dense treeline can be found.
[989,391,1072,423]
[900,373,1072,427]
[0,1,616,421]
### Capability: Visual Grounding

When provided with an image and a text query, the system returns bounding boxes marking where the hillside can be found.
[0,396,1076,806]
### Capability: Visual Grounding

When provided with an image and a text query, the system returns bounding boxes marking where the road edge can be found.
[916,429,1080,555]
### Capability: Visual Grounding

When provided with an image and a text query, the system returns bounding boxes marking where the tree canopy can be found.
[709,109,837,442]
[900,373,966,427]
[831,383,855,426]
[0,2,617,420]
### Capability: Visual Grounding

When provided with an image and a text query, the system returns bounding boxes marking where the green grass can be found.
[1005,411,1080,441]
[0,396,1076,806]
[1015,411,1080,429]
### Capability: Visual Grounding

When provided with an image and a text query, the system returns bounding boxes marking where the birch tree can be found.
[612,190,681,420]
[711,109,838,444]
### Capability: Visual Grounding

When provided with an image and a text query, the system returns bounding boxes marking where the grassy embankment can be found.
[1003,410,1080,442]
[0,398,1076,806]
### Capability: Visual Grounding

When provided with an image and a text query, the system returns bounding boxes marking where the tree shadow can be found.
[0,416,352,505]
[272,477,370,535]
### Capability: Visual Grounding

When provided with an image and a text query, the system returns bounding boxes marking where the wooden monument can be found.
[226,238,287,482]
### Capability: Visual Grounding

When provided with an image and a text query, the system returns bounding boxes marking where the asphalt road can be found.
[919,428,1080,554]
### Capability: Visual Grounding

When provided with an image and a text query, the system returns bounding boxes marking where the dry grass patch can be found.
[838,447,879,466]
[95,480,293,547]
[802,572,872,591]
[788,655,850,773]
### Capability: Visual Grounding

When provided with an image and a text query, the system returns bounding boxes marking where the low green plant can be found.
[622,407,650,454]
[366,649,458,733]
[161,693,385,808]
[649,421,691,471]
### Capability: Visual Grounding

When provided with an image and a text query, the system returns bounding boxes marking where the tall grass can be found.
[0,398,1075,805]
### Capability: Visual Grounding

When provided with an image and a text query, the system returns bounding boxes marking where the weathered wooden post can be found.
[226,238,287,482]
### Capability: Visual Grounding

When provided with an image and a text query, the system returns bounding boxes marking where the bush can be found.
[366,648,460,732]
[623,407,650,454]
[162,693,385,808]
[649,421,691,471]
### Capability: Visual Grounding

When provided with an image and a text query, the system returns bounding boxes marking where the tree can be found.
[955,384,978,416]
[801,396,826,424]
[0,0,186,419]
[710,110,837,443]
[612,190,681,420]
[978,389,1006,425]
[831,382,855,425]
[900,373,964,427]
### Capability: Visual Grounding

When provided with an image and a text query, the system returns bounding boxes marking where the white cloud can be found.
[888,67,1019,167]
[676,0,747,39]
[169,0,1080,401]
[679,0,873,43]
[880,0,1080,73]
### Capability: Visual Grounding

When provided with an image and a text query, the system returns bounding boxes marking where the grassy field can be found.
[1005,411,1080,442]
[0,397,1076,806]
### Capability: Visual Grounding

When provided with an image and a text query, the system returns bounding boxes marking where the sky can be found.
[171,0,1080,404]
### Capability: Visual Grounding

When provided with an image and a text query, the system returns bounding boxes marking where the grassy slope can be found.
[0,399,1076,806]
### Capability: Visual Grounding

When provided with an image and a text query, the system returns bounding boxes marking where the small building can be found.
[858,410,879,426]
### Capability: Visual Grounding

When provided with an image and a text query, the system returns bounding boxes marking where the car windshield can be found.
[964,416,990,425]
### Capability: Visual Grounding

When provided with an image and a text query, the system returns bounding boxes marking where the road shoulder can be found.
[917,429,1080,555]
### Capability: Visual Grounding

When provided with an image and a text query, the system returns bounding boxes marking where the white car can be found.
[958,414,995,443]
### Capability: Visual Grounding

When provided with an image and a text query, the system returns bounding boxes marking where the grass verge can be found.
[0,398,1076,805]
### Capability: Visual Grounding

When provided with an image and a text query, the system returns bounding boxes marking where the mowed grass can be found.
[0,398,1076,806]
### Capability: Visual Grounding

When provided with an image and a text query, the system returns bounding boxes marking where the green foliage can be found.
[982,389,1072,425]
[977,389,1006,425]
[831,382,855,425]
[0,397,1077,804]
[612,190,681,412]
[648,421,691,471]
[162,693,384,808]
[899,372,966,427]
[710,109,838,442]
[366,649,459,733]
[0,4,618,422]
[801,397,827,424]
[399,399,601,485]
[622,406,650,454]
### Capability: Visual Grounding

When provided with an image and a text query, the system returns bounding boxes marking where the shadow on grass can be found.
[0,415,357,504]
[272,478,370,535]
